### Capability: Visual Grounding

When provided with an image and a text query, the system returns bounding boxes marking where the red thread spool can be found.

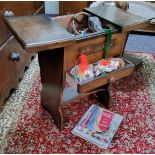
[79,54,89,72]
[100,59,111,66]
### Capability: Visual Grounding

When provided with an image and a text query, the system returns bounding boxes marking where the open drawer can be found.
[66,57,134,94]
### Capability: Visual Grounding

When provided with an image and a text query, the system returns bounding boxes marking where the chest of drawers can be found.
[0,2,44,110]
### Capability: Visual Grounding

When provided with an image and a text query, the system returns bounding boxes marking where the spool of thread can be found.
[79,54,89,72]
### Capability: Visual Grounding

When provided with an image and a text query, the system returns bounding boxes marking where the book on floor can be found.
[72,104,123,149]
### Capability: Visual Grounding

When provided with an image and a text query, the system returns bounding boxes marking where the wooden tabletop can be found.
[84,5,149,32]
[4,14,75,52]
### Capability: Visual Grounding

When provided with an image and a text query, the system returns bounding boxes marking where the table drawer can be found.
[66,58,134,94]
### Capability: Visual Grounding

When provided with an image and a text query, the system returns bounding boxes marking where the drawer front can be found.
[0,37,32,99]
[77,66,134,93]
[0,20,11,46]
[64,32,127,71]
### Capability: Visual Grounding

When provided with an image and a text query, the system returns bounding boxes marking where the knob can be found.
[10,52,20,61]
[109,77,115,83]
[4,10,14,17]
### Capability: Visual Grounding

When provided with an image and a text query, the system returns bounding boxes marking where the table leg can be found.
[0,100,2,113]
[95,84,110,108]
[38,48,64,130]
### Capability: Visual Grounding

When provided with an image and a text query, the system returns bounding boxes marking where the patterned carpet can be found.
[0,53,155,153]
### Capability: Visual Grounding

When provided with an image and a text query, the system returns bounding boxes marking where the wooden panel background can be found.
[0,1,44,46]
[59,1,92,15]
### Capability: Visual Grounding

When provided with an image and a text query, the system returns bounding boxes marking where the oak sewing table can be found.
[4,4,153,130]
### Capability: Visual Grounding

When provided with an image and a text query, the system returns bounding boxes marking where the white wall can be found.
[44,1,59,14]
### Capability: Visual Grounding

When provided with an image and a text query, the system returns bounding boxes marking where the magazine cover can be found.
[72,104,123,149]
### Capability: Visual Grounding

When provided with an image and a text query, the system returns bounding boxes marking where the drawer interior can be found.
[65,57,134,95]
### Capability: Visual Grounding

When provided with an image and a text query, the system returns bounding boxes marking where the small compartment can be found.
[66,57,134,94]
[53,12,118,39]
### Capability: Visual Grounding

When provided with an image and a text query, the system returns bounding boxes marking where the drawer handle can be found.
[10,52,20,61]
[109,77,115,83]
[4,10,14,17]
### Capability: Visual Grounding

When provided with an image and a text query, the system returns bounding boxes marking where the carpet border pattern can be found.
[0,55,40,153]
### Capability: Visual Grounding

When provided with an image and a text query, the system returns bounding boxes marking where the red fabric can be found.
[100,59,111,66]
[4,53,155,154]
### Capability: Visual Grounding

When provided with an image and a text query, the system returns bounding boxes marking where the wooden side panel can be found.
[53,15,73,30]
[38,48,64,130]
[59,1,92,15]
[64,32,127,71]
